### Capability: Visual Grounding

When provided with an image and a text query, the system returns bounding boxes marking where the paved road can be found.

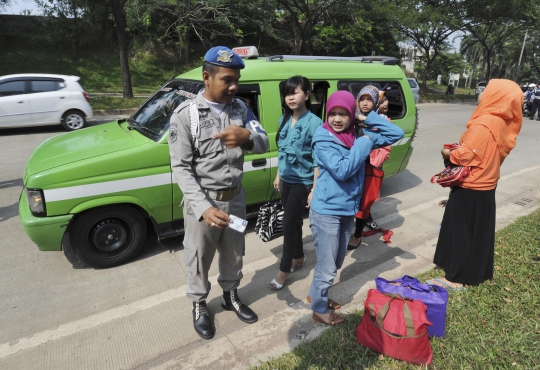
[1,104,539,370]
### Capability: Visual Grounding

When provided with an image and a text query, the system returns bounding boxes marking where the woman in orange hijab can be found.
[430,79,523,289]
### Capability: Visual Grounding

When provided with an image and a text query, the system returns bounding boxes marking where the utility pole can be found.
[515,31,528,82]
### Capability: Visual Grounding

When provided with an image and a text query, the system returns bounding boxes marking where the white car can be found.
[0,74,93,131]
[407,78,420,104]
[475,81,487,95]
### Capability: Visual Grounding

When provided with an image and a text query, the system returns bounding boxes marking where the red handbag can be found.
[355,163,384,219]
[430,143,471,188]
[356,289,433,365]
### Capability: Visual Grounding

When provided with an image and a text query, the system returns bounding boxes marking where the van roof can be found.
[178,57,406,82]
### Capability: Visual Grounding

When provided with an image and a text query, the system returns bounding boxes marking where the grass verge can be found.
[253,208,540,369]
[89,96,147,110]
[0,47,196,94]
[421,93,478,102]
[427,81,476,95]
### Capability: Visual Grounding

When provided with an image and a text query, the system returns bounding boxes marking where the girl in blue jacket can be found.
[308,90,403,325]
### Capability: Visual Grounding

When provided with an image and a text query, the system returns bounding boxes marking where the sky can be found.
[3,0,41,15]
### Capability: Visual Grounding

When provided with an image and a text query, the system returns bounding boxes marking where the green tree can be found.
[274,0,349,54]
[127,0,244,64]
[0,0,11,12]
[463,0,538,80]
[384,0,467,91]
[310,1,399,57]
[35,0,86,55]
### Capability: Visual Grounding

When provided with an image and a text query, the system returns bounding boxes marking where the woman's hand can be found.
[441,148,451,159]
[356,112,367,123]
[273,174,280,190]
[306,191,313,208]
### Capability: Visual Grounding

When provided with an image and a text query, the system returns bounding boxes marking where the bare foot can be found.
[429,277,465,290]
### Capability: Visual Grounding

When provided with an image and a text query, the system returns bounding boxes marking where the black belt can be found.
[203,186,240,201]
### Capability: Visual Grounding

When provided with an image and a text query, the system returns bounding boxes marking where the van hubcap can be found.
[90,219,129,253]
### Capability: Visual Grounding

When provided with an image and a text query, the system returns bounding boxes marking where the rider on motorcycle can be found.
[445,84,455,95]
[525,83,535,102]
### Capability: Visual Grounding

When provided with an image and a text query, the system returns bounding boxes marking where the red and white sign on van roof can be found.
[232,46,259,59]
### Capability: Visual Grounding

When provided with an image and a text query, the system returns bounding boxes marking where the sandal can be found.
[270,271,288,290]
[347,235,362,250]
[290,256,306,273]
[312,311,344,325]
[270,278,284,290]
[306,295,341,310]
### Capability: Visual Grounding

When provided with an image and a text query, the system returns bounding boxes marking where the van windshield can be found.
[129,79,204,140]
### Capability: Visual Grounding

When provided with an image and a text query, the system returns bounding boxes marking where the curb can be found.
[92,108,137,116]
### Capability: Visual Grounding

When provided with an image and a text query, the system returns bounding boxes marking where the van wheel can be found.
[62,110,86,131]
[69,205,147,268]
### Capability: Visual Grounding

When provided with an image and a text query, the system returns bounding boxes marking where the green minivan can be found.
[20,48,417,268]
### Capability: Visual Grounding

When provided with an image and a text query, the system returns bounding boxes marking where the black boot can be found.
[192,301,214,339]
[222,289,258,323]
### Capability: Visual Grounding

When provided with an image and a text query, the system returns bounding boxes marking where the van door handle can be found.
[252,159,267,167]
[17,101,24,103]
[59,97,65,99]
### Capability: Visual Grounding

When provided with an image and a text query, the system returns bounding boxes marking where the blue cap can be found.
[203,46,245,70]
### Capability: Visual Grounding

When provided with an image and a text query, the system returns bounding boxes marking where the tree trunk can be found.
[109,0,133,99]
[484,50,492,81]
[71,0,79,58]
[496,58,503,79]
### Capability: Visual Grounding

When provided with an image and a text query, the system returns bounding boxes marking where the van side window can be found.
[0,81,26,97]
[310,81,329,120]
[236,84,261,119]
[338,81,406,119]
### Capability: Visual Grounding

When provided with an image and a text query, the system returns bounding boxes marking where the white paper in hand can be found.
[228,214,248,233]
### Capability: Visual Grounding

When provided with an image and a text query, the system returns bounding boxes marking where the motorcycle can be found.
[445,85,455,95]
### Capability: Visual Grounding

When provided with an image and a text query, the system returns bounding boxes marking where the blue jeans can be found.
[308,209,354,314]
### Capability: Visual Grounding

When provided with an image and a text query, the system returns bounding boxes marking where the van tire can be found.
[69,205,147,268]
[62,110,86,131]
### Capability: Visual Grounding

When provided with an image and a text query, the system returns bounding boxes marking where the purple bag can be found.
[375,275,448,337]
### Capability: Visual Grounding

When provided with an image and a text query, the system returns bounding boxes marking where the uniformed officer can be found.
[531,83,540,120]
[168,46,269,339]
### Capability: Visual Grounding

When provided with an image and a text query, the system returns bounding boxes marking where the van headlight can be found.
[26,189,46,216]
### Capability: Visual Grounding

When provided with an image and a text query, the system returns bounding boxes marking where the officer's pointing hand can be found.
[213,125,250,149]
[202,207,231,229]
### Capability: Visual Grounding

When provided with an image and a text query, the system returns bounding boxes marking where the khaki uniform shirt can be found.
[168,92,269,220]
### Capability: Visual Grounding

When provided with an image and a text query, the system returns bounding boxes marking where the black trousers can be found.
[433,187,496,286]
[278,180,311,272]
[531,100,540,119]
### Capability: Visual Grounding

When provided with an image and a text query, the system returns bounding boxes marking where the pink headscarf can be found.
[323,90,357,148]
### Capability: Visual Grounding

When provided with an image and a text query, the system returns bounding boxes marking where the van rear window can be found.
[337,81,406,120]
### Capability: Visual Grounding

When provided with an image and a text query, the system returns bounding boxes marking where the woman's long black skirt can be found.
[433,186,496,286]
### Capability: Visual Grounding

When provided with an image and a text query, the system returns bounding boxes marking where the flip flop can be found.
[426,278,467,291]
